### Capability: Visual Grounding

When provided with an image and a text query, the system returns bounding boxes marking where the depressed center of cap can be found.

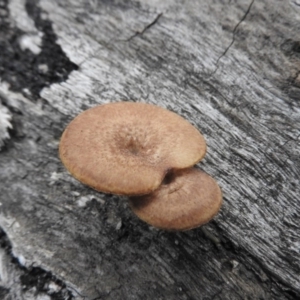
[59,102,207,196]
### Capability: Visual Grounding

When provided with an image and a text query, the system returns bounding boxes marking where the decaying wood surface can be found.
[0,0,299,299]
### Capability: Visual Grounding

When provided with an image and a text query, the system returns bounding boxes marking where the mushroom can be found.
[129,168,222,231]
[59,102,207,195]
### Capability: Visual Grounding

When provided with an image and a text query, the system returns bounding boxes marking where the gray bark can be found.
[0,0,299,299]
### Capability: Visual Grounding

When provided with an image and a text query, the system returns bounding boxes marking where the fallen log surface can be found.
[0,0,299,299]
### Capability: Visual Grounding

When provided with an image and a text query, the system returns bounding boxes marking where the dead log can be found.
[0,0,299,299]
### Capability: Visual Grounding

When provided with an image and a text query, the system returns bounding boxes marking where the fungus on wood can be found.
[129,168,222,230]
[59,101,207,195]
[59,101,222,230]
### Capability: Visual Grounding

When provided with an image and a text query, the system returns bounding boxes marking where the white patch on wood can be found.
[9,0,43,54]
[0,249,9,284]
[77,195,105,207]
[17,254,26,266]
[0,100,12,150]
[19,33,43,55]
[38,64,49,74]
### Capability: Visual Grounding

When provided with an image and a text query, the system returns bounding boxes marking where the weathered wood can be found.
[0,103,11,149]
[0,0,299,299]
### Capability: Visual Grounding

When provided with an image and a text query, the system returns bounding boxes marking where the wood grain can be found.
[0,0,299,299]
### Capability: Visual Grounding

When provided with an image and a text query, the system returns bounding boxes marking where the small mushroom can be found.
[129,168,222,231]
[59,102,206,195]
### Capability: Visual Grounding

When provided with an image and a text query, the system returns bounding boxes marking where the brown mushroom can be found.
[59,102,206,195]
[129,168,222,231]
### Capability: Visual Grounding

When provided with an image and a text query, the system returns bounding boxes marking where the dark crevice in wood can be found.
[0,0,78,101]
[210,0,255,76]
[0,228,74,300]
[126,12,163,42]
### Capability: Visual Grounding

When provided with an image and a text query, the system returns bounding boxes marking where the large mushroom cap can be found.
[59,102,206,195]
[129,168,222,230]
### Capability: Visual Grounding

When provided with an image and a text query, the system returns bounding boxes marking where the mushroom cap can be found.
[59,102,206,195]
[129,168,222,230]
